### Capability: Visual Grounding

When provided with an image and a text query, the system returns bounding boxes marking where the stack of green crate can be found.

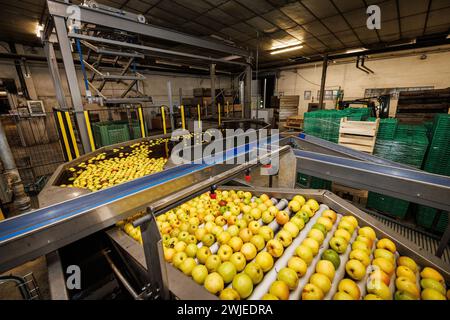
[297,172,332,190]
[92,121,130,148]
[416,114,450,233]
[368,124,429,219]
[378,118,398,140]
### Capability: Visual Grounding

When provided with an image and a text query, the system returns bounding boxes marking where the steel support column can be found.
[210,63,216,116]
[244,62,252,119]
[318,54,328,109]
[53,17,91,153]
[167,81,174,130]
[43,41,68,110]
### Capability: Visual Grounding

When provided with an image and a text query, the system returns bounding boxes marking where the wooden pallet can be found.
[338,117,379,153]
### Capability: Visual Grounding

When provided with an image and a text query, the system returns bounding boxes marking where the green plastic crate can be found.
[297,173,332,190]
[416,205,448,234]
[367,192,410,219]
[92,121,130,147]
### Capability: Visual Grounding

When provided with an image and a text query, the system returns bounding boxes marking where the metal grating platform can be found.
[367,210,450,264]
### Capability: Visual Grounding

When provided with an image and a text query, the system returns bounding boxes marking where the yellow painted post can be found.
[197,104,201,128]
[138,106,146,137]
[180,105,186,130]
[161,106,167,134]
[83,111,96,151]
[57,111,72,161]
[218,103,221,126]
[0,208,5,220]
[64,112,80,158]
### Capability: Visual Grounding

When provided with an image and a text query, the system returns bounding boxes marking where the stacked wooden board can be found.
[396,88,450,124]
[272,96,300,128]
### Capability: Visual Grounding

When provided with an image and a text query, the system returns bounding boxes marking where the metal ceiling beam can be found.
[46,0,250,58]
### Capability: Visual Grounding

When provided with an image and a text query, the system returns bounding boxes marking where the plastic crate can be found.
[367,192,410,219]
[416,205,448,234]
[297,173,332,190]
[92,121,130,147]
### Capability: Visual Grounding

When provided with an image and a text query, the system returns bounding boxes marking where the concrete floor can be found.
[0,256,50,300]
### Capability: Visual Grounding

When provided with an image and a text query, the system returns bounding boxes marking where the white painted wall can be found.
[276,50,450,117]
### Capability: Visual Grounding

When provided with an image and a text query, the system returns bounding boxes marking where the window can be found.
[317,90,339,100]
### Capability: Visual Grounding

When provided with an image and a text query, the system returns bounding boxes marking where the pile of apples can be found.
[154,191,322,300]
[61,140,168,191]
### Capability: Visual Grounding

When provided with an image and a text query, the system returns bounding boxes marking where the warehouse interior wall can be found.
[275,49,450,117]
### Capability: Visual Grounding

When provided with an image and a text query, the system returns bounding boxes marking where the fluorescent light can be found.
[270,45,303,55]
[223,55,241,61]
[35,23,44,38]
[155,60,182,67]
[189,66,209,71]
[345,47,366,54]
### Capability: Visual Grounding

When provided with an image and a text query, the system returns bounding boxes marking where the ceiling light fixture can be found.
[345,47,367,54]
[222,55,241,61]
[155,60,183,67]
[270,45,303,55]
[35,23,44,38]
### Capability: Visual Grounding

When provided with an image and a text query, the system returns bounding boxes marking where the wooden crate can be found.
[338,117,379,153]
[284,116,303,130]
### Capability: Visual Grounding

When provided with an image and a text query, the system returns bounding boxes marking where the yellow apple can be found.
[248,221,261,235]
[338,220,355,234]
[293,195,306,206]
[322,209,337,223]
[397,256,418,273]
[283,221,300,238]
[358,227,377,241]
[255,251,274,272]
[278,267,299,290]
[219,288,240,300]
[334,229,352,242]
[230,252,246,272]
[270,280,290,300]
[228,236,244,252]
[367,279,392,300]
[232,273,253,299]
[302,283,324,300]
[315,260,335,281]
[288,256,308,278]
[351,241,371,256]
[369,269,390,286]
[333,291,353,300]
[364,293,383,300]
[296,245,314,265]
[262,293,279,300]
[239,228,253,243]
[374,248,395,263]
[305,199,320,212]
[338,278,360,300]
[317,217,333,231]
[396,266,417,283]
[341,215,358,229]
[267,239,284,258]
[345,259,366,281]
[421,288,446,300]
[356,235,373,248]
[310,273,331,294]
[308,228,325,245]
[191,264,208,285]
[164,247,176,262]
[349,249,370,267]
[395,277,420,299]
[420,267,445,285]
[376,238,396,253]
[204,272,224,294]
[240,242,257,261]
[372,257,394,276]
[302,238,320,256]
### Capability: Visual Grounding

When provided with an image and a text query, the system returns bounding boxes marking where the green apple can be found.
[250,234,265,252]
[244,262,264,285]
[296,211,309,223]
[232,273,253,299]
[230,252,246,272]
[277,267,299,290]
[205,254,222,272]
[191,264,208,284]
[301,283,324,300]
[180,257,197,276]
[217,261,237,284]
[321,249,340,270]
[204,272,224,295]
[394,290,416,300]
[196,246,211,264]
[255,251,274,272]
[185,243,198,258]
[295,245,313,265]
[329,237,348,254]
